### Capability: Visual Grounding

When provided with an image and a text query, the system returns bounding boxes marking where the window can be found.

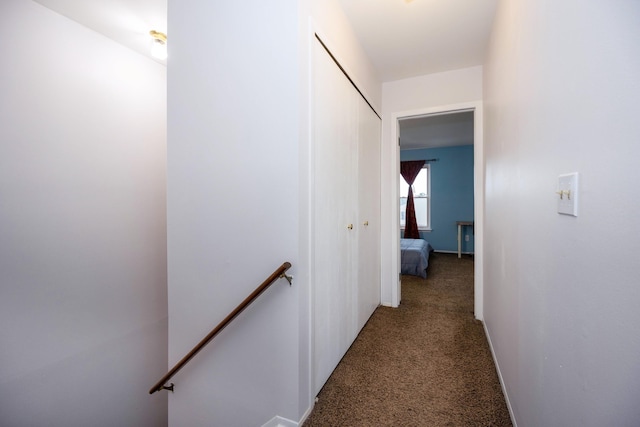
[400,165,430,229]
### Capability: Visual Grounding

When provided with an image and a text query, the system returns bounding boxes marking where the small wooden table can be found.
[456,221,474,258]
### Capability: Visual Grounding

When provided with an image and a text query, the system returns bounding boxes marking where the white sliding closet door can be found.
[356,101,381,332]
[312,38,381,395]
[312,39,357,394]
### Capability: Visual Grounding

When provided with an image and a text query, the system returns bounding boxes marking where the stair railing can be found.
[149,262,293,394]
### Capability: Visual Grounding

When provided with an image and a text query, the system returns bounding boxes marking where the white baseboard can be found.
[482,322,517,427]
[298,401,314,426]
[261,415,298,427]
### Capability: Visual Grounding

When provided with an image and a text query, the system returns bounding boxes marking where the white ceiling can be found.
[32,0,492,148]
[336,0,492,149]
[338,0,499,81]
[33,0,498,80]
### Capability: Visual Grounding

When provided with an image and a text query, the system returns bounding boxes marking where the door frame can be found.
[384,101,484,320]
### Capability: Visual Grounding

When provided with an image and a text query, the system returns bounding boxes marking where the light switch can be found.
[557,172,578,216]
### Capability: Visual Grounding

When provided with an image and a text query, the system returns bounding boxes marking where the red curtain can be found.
[401,160,425,239]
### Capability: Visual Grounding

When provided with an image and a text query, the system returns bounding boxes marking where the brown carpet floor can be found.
[303,253,512,427]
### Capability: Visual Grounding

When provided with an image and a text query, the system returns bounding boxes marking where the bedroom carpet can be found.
[303,253,512,427]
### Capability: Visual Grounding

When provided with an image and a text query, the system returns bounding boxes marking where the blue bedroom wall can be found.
[400,145,474,253]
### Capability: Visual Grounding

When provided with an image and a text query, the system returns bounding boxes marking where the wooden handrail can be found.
[149,262,293,394]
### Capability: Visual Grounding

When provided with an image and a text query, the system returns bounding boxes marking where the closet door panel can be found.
[312,40,357,394]
[357,99,381,331]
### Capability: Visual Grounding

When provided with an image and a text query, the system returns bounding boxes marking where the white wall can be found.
[310,0,381,111]
[167,1,380,425]
[167,2,301,426]
[483,1,640,425]
[381,67,483,307]
[0,1,168,426]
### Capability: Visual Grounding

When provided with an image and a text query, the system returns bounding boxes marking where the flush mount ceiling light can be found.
[149,30,167,60]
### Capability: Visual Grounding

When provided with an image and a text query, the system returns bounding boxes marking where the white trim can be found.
[261,415,299,427]
[303,16,317,425]
[298,400,315,427]
[306,16,319,419]
[472,104,484,320]
[483,322,517,427]
[386,101,484,319]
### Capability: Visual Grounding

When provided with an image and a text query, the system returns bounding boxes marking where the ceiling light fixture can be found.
[149,30,167,60]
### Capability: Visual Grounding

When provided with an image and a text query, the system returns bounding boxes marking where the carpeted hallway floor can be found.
[303,253,512,426]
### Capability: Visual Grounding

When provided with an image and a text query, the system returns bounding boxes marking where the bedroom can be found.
[399,110,475,281]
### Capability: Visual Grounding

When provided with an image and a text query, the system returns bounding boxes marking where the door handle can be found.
[347,224,353,230]
[364,221,369,226]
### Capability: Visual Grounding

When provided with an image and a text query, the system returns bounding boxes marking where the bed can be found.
[400,238,434,278]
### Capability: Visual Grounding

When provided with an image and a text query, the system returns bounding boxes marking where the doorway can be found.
[383,102,484,320]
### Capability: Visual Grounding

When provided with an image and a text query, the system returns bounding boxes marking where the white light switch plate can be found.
[557,172,578,216]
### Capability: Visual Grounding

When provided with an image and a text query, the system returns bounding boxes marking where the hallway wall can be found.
[167,1,380,425]
[0,1,168,425]
[483,1,640,425]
